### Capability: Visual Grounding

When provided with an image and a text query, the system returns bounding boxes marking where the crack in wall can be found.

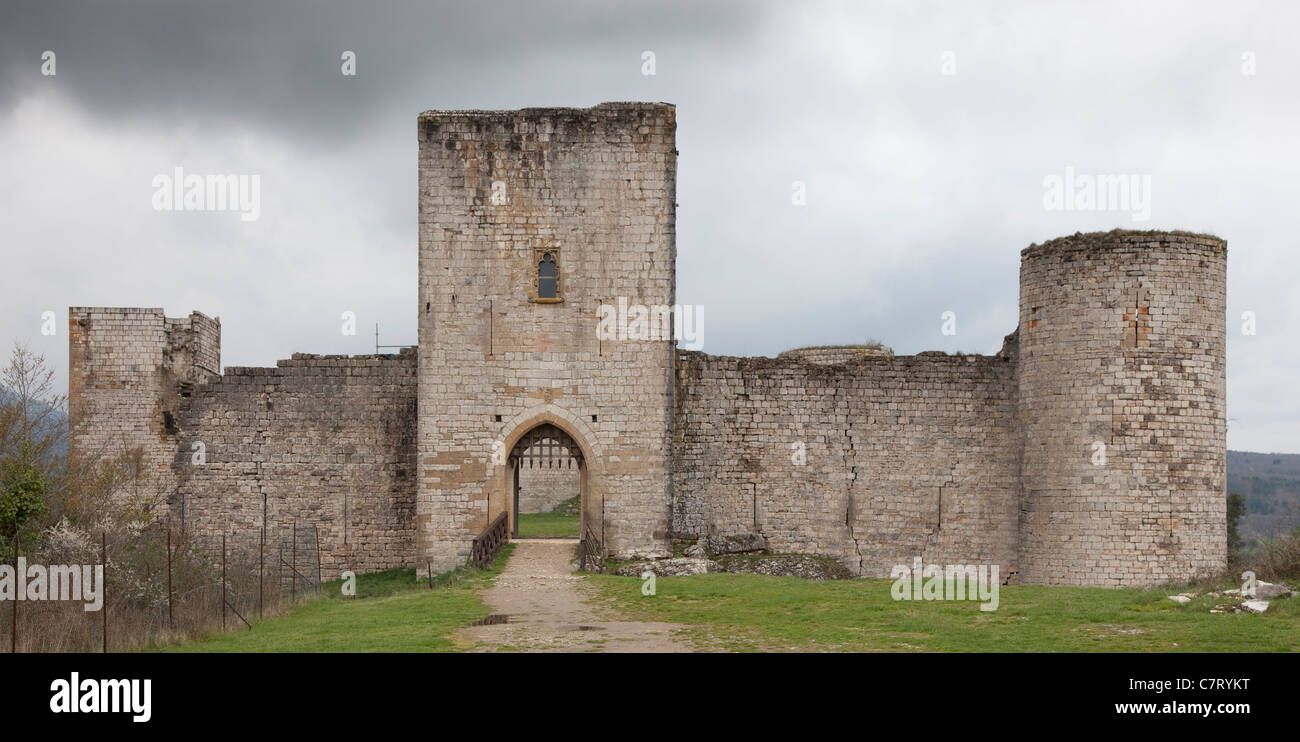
[840,390,864,574]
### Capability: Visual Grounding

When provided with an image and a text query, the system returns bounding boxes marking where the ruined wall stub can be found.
[68,307,220,517]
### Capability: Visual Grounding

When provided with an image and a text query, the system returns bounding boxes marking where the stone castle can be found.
[68,102,1227,588]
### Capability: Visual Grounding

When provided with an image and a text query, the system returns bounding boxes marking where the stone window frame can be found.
[530,245,564,304]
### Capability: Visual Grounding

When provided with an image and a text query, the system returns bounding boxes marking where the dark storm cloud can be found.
[1,0,1298,451]
[1,0,759,139]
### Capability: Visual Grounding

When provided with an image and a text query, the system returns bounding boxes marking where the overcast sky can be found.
[1,0,1297,452]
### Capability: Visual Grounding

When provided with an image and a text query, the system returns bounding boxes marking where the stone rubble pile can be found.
[1168,580,1297,614]
[613,536,851,580]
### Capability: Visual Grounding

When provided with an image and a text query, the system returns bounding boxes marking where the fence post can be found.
[166,527,173,630]
[101,532,107,653]
[11,531,18,653]
[315,526,322,594]
[261,493,266,616]
[221,533,227,633]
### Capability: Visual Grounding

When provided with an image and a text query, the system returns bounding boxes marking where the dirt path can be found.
[455,538,693,652]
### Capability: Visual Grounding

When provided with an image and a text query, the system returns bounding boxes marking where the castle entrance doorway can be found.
[507,423,585,540]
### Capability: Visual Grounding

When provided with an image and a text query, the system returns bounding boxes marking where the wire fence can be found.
[2,520,324,653]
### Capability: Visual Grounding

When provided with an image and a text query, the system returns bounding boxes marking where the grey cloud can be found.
[1,0,1298,452]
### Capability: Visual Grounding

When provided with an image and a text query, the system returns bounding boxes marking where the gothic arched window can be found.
[530,246,562,303]
[538,252,558,299]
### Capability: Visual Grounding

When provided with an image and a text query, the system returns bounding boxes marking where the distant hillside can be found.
[0,385,69,462]
[1228,450,1300,545]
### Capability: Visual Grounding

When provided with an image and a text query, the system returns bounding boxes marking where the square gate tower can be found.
[415,103,678,573]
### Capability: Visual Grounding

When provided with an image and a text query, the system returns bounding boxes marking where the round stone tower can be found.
[777,344,894,365]
[1016,230,1227,587]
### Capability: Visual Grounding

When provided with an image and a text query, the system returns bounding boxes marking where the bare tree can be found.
[0,342,67,466]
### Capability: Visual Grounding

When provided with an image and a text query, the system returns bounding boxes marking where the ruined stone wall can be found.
[172,350,418,579]
[68,307,220,516]
[416,103,678,572]
[673,349,1022,578]
[672,231,1227,587]
[1017,231,1227,586]
[776,346,894,365]
[67,112,1228,592]
[168,313,221,377]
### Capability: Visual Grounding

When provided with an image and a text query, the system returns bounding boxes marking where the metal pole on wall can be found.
[101,532,107,653]
[221,533,227,633]
[512,458,520,538]
[291,522,297,603]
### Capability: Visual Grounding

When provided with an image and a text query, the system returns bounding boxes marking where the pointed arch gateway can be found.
[509,423,581,537]
[496,414,604,550]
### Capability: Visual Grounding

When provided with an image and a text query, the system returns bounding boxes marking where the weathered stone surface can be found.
[777,345,894,364]
[1241,599,1270,614]
[65,107,1229,590]
[68,308,221,519]
[700,533,769,556]
[1252,581,1295,600]
[414,103,678,574]
[713,554,853,580]
[615,558,718,577]
[518,464,579,514]
[673,350,1021,579]
[1015,232,1227,587]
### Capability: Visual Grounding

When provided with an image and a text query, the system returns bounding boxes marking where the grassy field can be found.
[586,572,1300,652]
[159,545,513,652]
[516,496,580,538]
[156,540,1299,653]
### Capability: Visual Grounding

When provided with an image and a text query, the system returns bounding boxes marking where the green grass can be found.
[516,496,580,538]
[154,541,1299,653]
[159,544,514,652]
[586,572,1300,652]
